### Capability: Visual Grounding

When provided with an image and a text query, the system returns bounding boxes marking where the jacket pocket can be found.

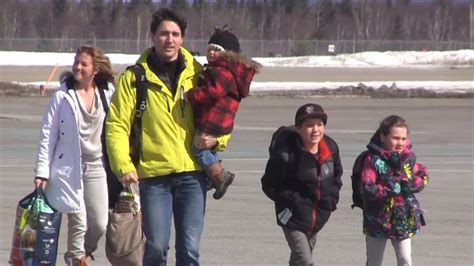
[288,192,314,227]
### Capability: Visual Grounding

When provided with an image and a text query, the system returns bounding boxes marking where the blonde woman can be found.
[34,45,115,266]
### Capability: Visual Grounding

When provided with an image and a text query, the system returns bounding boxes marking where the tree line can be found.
[0,0,470,43]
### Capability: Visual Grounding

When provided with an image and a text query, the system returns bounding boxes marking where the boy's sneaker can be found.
[213,171,235,200]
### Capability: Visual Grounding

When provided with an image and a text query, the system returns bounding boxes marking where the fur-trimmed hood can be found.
[217,51,262,73]
[204,52,261,99]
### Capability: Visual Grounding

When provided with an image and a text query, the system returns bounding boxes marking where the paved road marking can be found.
[234,125,431,134]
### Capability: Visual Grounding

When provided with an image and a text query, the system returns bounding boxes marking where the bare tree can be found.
[0,0,471,53]
[350,0,375,40]
[312,0,336,39]
[371,4,393,40]
[5,3,23,38]
[425,0,454,41]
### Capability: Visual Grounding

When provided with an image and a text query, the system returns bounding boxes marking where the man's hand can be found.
[120,171,139,186]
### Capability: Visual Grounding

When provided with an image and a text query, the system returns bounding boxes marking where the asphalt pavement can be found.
[0,96,473,265]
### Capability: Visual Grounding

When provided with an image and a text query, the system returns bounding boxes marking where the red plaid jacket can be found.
[187,53,261,136]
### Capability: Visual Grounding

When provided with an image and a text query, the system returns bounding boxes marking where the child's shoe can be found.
[206,178,215,191]
[213,170,235,199]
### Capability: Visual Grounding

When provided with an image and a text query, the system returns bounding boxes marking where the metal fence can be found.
[0,38,472,56]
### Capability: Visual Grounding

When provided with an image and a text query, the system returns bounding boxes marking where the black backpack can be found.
[64,64,148,208]
[261,125,296,201]
[268,126,297,166]
[351,150,370,209]
[269,126,293,153]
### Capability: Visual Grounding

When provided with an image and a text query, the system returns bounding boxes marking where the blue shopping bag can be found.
[9,187,62,266]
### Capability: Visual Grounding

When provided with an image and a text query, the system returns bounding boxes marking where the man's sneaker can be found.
[213,171,235,200]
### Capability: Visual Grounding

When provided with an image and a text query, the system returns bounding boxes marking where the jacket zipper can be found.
[180,86,185,118]
[308,203,317,235]
[173,85,186,170]
[308,166,322,234]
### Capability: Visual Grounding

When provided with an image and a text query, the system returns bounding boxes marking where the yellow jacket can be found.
[106,47,229,179]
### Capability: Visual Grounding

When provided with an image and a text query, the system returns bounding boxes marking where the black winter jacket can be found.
[261,126,343,235]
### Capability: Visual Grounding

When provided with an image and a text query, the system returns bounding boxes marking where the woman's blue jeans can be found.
[139,172,206,266]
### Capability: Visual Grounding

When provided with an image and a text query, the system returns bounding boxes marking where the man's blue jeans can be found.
[139,172,207,266]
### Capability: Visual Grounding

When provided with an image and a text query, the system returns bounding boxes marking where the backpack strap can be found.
[128,64,148,119]
[96,79,110,112]
[351,150,370,209]
[126,64,149,166]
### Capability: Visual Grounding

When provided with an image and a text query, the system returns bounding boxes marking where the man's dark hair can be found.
[150,8,187,37]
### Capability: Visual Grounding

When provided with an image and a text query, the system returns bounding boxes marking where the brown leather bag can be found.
[105,186,145,266]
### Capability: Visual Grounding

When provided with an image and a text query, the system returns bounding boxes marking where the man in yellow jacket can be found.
[106,8,228,265]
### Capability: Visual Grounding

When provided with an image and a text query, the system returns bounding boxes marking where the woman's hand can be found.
[34,177,47,188]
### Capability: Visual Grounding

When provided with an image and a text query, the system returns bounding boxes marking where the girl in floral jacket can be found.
[359,115,429,266]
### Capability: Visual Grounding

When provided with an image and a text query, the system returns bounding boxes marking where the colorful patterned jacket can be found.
[360,135,429,239]
[187,52,261,136]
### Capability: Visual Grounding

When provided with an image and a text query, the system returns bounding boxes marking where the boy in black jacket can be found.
[261,103,343,266]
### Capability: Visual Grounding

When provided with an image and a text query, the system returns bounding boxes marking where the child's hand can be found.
[414,163,429,177]
[194,132,217,149]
